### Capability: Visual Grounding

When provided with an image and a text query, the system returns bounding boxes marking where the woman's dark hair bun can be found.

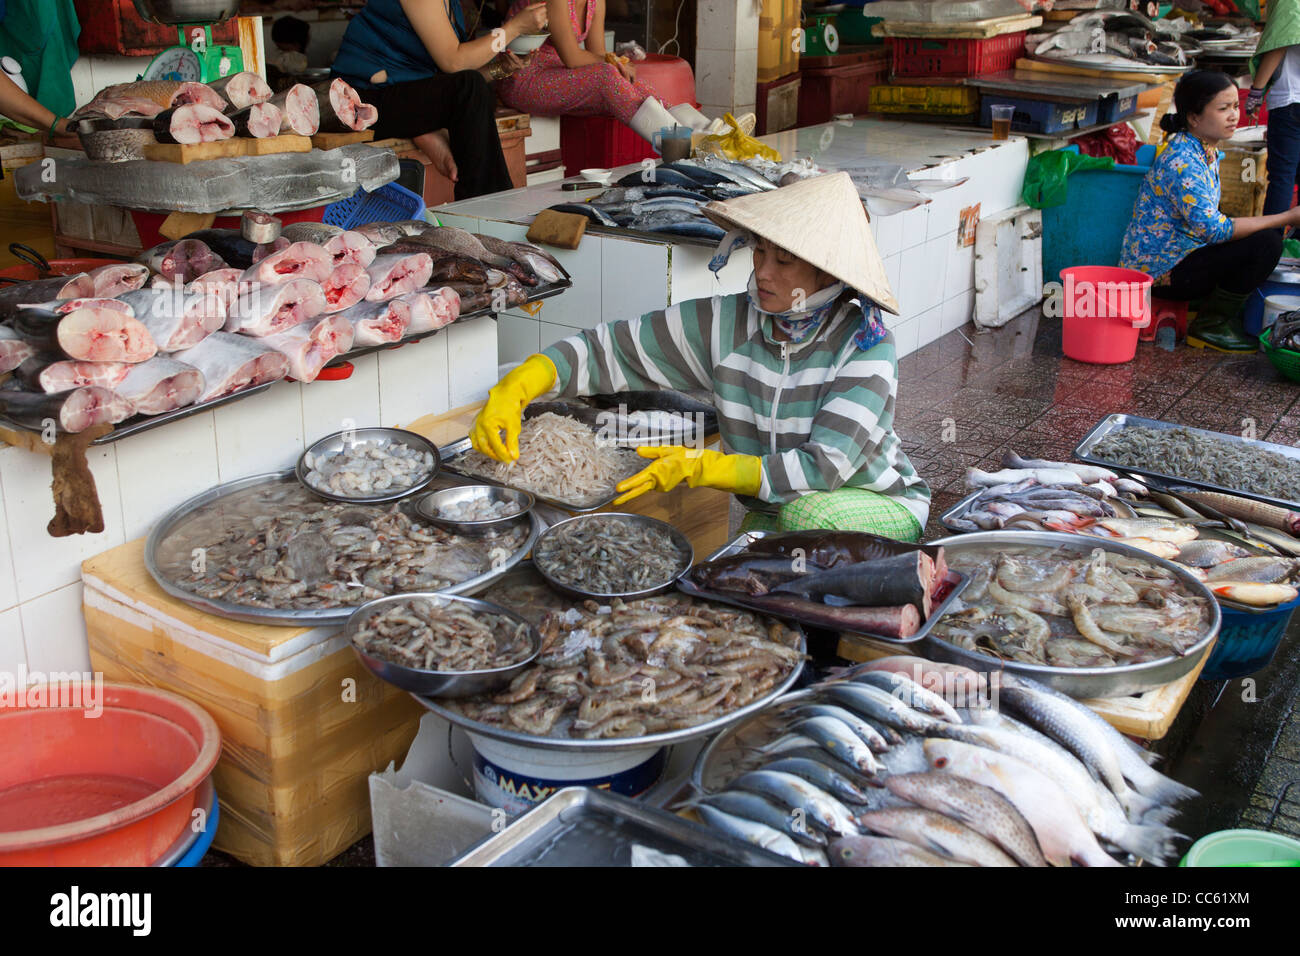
[1160,112,1187,133]
[1162,69,1234,135]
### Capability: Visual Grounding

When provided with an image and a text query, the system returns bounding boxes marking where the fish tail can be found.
[1135,802,1181,828]
[1129,767,1199,805]
[1113,823,1187,866]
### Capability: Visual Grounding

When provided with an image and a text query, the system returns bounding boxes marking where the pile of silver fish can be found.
[450,578,805,739]
[690,655,1197,867]
[452,412,643,508]
[155,481,529,610]
[1091,425,1300,505]
[932,544,1210,668]
[303,439,435,498]
[1029,11,1202,68]
[548,156,786,240]
[534,516,689,594]
[1271,310,1300,352]
[352,598,532,672]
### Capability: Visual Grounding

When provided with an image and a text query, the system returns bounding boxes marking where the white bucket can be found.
[468,733,666,816]
[1262,294,1300,331]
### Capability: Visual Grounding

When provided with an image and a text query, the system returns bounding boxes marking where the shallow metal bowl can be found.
[132,0,241,26]
[347,593,542,698]
[415,484,535,535]
[297,427,439,504]
[532,512,694,600]
[924,531,1222,698]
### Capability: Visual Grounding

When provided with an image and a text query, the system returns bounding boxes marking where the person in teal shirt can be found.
[1120,71,1300,352]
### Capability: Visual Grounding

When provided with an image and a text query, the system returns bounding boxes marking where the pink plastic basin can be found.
[0,683,221,866]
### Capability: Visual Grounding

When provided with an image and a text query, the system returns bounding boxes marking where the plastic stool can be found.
[1140,296,1190,342]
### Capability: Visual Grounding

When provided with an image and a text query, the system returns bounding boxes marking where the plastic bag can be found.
[1021,148,1115,209]
[615,41,647,62]
[696,113,782,162]
[1072,123,1140,166]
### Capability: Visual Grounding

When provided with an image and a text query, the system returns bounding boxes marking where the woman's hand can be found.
[616,58,636,83]
[507,1,548,39]
[482,50,530,81]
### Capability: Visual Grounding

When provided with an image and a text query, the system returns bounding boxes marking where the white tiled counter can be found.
[432,118,1030,366]
[0,315,498,677]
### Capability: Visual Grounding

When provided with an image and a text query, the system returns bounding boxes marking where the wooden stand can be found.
[142,134,312,164]
[310,130,375,151]
[834,634,1215,740]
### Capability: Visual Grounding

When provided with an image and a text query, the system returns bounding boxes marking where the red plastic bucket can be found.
[1059,265,1152,364]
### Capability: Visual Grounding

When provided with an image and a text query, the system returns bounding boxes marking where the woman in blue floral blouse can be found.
[1120,70,1300,352]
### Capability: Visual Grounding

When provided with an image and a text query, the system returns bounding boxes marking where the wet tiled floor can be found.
[899,308,1300,841]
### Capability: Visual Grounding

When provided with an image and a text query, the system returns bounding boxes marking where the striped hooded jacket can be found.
[543,290,931,527]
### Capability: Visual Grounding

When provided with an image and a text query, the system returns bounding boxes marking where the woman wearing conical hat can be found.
[470,172,931,539]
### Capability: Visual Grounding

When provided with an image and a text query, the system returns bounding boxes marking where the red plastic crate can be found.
[798,53,892,126]
[560,114,657,178]
[889,32,1027,79]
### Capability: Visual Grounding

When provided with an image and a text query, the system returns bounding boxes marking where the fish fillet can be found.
[208,72,273,112]
[225,277,327,336]
[399,287,460,333]
[153,104,236,145]
[340,299,410,346]
[269,84,320,135]
[364,253,433,301]
[171,332,290,402]
[321,263,372,313]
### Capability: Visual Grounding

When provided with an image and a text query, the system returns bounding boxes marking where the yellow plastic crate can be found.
[868,84,980,116]
[758,0,801,83]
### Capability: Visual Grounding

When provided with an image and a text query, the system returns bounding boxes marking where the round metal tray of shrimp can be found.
[532,512,694,600]
[297,427,440,504]
[923,531,1221,698]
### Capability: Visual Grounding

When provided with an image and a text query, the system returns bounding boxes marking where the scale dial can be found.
[143,46,202,82]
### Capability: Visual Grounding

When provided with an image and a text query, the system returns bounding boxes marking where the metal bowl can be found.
[415,484,535,535]
[532,512,694,600]
[297,427,439,504]
[347,593,542,698]
[132,0,242,25]
[73,117,157,163]
[924,531,1222,698]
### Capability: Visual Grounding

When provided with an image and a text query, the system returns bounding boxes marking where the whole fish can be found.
[415,226,515,269]
[114,357,204,415]
[390,219,434,237]
[730,770,860,836]
[884,772,1048,867]
[1094,518,1199,543]
[281,222,344,244]
[1211,582,1299,606]
[1002,451,1118,483]
[1174,539,1254,568]
[546,202,620,226]
[829,835,968,867]
[118,287,224,351]
[924,740,1123,867]
[839,670,962,723]
[967,466,1092,488]
[137,239,225,283]
[690,791,827,848]
[352,222,405,246]
[788,704,890,753]
[695,154,779,191]
[1001,674,1197,805]
[1170,489,1300,537]
[788,716,881,774]
[75,79,227,120]
[820,682,943,735]
[469,234,539,286]
[856,808,1019,867]
[614,168,703,190]
[693,804,805,864]
[721,591,921,638]
[0,384,134,433]
[757,756,872,804]
[756,728,878,777]
[1204,556,1300,584]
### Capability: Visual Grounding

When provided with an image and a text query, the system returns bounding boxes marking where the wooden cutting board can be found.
[143,134,313,164]
[873,14,1042,39]
[310,130,375,150]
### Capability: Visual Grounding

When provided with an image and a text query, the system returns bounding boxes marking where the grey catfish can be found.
[0,383,134,433]
[114,357,205,415]
[171,332,289,402]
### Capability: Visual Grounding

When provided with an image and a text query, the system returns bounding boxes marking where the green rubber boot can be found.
[1185,288,1258,352]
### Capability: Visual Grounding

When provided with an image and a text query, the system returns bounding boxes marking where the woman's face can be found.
[751,236,832,313]
[1187,86,1240,142]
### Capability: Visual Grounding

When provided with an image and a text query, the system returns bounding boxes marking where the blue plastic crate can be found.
[1200,593,1300,681]
[981,94,1098,134]
[1041,144,1155,289]
[1243,273,1300,335]
[1097,92,1139,125]
[323,181,427,230]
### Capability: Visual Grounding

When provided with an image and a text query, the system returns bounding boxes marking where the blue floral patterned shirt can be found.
[1119,133,1235,282]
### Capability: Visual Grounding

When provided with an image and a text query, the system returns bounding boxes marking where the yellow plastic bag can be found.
[696,113,781,162]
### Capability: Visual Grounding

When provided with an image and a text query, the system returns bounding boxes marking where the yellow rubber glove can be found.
[613,445,762,505]
[469,353,557,462]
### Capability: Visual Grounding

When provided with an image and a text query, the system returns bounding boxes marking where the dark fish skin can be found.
[772,552,933,614]
[718,590,921,638]
[615,168,701,189]
[748,531,948,582]
[181,229,257,270]
[0,383,132,433]
[546,202,620,226]
[0,275,94,320]
[689,555,805,595]
[457,292,492,313]
[375,242,491,284]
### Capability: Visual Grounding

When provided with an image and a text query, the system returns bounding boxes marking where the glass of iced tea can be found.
[991,104,1014,141]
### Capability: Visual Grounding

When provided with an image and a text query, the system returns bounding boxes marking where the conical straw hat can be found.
[701,171,899,315]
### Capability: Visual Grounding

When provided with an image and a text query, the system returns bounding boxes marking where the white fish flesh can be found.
[340,298,410,346]
[186,268,246,311]
[55,306,158,363]
[172,332,290,402]
[87,263,150,297]
[398,287,460,333]
[230,102,282,139]
[33,359,134,393]
[364,253,433,301]
[0,326,36,374]
[114,357,204,415]
[313,78,378,132]
[321,263,371,314]
[153,104,235,145]
[260,313,355,383]
[137,239,226,283]
[966,467,1091,488]
[225,277,327,337]
[208,71,273,112]
[118,287,225,351]
[0,385,134,432]
[269,84,320,135]
[242,241,333,285]
[323,230,378,268]
[74,80,227,120]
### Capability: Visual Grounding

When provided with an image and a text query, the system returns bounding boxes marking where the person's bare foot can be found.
[414,129,458,184]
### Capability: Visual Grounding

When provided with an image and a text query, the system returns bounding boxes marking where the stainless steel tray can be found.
[691,688,818,794]
[525,400,709,448]
[144,470,541,627]
[939,484,1138,534]
[676,530,968,644]
[925,531,1222,698]
[1027,53,1191,75]
[0,381,273,446]
[532,512,693,600]
[449,786,799,866]
[296,426,440,504]
[412,563,806,753]
[438,435,634,514]
[1075,413,1300,513]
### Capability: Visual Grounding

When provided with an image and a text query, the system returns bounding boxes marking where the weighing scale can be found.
[131,0,244,83]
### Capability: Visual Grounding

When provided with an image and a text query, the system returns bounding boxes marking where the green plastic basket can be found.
[1260,326,1300,382]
